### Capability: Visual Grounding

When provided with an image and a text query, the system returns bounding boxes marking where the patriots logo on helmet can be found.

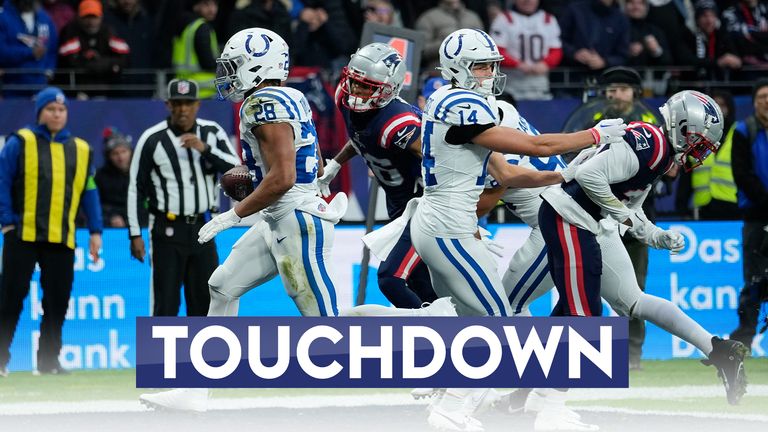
[692,92,721,124]
[382,53,401,69]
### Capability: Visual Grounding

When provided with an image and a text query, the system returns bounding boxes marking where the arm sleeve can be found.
[81,181,103,234]
[542,47,563,68]
[445,123,496,145]
[200,124,240,172]
[574,141,640,222]
[193,23,217,71]
[732,126,768,206]
[0,135,21,226]
[127,131,155,237]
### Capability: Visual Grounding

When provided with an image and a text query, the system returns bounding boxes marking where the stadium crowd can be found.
[1,0,767,98]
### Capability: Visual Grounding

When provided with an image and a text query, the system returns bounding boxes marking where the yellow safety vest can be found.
[172,18,218,98]
[15,129,92,249]
[692,124,738,208]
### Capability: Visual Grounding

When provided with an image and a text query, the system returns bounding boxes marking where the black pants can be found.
[731,221,768,347]
[0,232,74,369]
[150,216,218,316]
[622,236,649,364]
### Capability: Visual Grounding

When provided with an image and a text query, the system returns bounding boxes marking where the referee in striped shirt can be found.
[128,79,239,316]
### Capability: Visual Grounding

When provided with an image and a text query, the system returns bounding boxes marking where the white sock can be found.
[632,293,714,355]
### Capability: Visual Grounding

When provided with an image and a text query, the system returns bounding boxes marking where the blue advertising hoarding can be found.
[1,221,764,372]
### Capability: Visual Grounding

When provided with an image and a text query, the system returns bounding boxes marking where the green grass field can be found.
[1,359,766,415]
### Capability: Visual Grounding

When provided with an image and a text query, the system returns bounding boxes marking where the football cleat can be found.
[412,388,442,400]
[419,297,458,317]
[427,405,484,431]
[534,408,598,431]
[503,388,533,414]
[701,336,749,405]
[525,389,581,421]
[463,388,503,416]
[139,388,209,412]
[0,365,8,378]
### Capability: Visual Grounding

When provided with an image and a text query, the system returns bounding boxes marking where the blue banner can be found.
[135,316,628,388]
[1,222,764,373]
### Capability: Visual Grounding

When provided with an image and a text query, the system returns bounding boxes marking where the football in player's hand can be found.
[220,166,254,201]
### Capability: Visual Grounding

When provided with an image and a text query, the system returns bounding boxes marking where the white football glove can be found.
[626,210,654,243]
[560,147,598,182]
[478,227,504,258]
[652,229,685,254]
[317,159,341,198]
[589,118,627,145]
[198,208,241,244]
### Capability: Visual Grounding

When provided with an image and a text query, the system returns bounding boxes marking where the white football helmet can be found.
[215,28,290,101]
[339,43,406,112]
[438,28,506,96]
[659,90,724,172]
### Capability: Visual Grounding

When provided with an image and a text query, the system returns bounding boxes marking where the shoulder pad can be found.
[429,89,497,127]
[625,122,669,170]
[378,100,421,149]
[242,87,310,126]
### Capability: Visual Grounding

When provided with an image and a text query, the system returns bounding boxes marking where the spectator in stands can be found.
[722,0,768,66]
[173,0,219,99]
[646,0,697,65]
[540,0,569,19]
[0,87,103,376]
[686,1,742,79]
[58,0,130,99]
[292,0,357,72]
[490,0,562,100]
[227,0,292,44]
[95,127,144,228]
[730,78,768,349]
[415,0,483,73]
[0,0,58,97]
[625,0,673,66]
[559,0,629,71]
[104,0,156,96]
[364,0,402,27]
[689,89,740,220]
[42,0,74,33]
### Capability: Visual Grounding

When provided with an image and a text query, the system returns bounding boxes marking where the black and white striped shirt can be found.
[127,118,239,237]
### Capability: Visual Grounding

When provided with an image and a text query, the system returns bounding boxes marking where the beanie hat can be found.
[34,87,67,119]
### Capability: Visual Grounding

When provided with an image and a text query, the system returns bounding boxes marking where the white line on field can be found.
[1,385,766,416]
[576,406,768,423]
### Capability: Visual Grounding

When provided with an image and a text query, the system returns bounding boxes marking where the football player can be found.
[538,90,749,414]
[139,27,346,412]
[317,42,436,308]
[404,28,625,431]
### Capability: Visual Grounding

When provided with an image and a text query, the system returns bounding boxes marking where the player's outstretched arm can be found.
[487,152,563,188]
[473,118,626,157]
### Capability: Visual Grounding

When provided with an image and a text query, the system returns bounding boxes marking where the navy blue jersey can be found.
[562,122,674,221]
[336,88,423,219]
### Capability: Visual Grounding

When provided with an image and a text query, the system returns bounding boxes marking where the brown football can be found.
[219,165,254,201]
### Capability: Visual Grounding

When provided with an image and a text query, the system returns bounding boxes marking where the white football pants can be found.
[410,219,512,317]
[207,210,338,317]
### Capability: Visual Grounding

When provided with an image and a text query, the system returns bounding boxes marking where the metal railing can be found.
[1,65,766,98]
